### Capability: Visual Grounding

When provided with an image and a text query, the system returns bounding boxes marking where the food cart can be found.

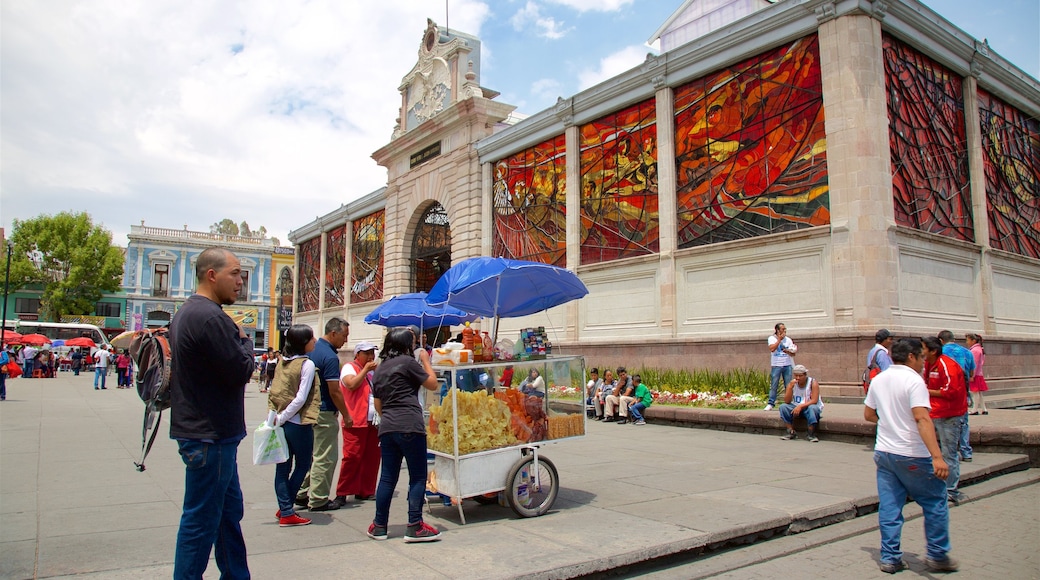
[425,355,586,524]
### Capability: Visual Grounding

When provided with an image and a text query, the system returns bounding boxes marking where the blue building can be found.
[124,222,278,348]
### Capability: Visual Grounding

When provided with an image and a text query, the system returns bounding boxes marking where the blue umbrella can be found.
[50,339,66,347]
[364,292,478,330]
[426,257,588,320]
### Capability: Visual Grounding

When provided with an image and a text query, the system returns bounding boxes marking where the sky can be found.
[1,0,1037,247]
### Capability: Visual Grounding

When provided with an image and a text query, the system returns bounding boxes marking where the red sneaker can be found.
[278,513,311,527]
[367,522,388,540]
[404,521,441,543]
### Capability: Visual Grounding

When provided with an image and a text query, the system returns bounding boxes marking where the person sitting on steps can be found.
[779,364,823,442]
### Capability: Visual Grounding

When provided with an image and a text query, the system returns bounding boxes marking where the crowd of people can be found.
[0,342,134,387]
[586,366,653,426]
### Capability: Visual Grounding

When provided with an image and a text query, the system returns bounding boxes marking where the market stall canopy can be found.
[20,333,51,346]
[426,257,588,319]
[50,339,66,347]
[364,292,478,330]
[65,337,97,348]
[0,331,24,345]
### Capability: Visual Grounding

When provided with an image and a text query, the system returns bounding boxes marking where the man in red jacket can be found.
[921,336,968,506]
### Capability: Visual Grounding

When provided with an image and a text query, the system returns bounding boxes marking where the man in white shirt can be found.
[93,347,111,390]
[765,323,797,410]
[864,338,957,574]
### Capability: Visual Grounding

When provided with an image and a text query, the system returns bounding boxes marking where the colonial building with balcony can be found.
[123,222,282,349]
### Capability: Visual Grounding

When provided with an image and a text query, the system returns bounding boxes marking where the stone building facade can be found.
[288,2,1039,393]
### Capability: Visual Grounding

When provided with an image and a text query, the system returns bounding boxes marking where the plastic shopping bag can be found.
[252,411,288,465]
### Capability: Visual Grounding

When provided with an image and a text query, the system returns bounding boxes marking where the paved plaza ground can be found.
[1,372,1037,579]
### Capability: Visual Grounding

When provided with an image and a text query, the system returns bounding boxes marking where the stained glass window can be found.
[492,135,567,266]
[351,210,385,302]
[413,203,452,293]
[579,98,659,264]
[977,89,1040,259]
[674,35,829,248]
[884,34,973,241]
[325,226,346,307]
[297,237,320,312]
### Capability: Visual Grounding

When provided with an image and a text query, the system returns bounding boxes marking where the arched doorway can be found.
[412,203,453,346]
[412,203,452,293]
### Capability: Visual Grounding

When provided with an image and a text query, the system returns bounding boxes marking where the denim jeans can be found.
[374,431,428,527]
[93,366,106,389]
[933,416,962,493]
[768,365,792,405]
[23,359,34,378]
[275,422,313,516]
[779,403,822,427]
[874,451,950,565]
[174,439,249,580]
[629,402,647,421]
[0,371,6,400]
[959,411,973,460]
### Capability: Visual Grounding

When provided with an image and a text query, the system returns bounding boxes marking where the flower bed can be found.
[548,385,764,410]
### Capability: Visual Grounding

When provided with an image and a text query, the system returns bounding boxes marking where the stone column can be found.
[481,161,494,256]
[962,71,995,334]
[655,84,677,336]
[565,123,581,340]
[817,12,898,330]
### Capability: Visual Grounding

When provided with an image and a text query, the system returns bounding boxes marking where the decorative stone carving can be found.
[462,61,483,99]
[652,74,666,89]
[554,97,573,127]
[970,56,984,79]
[870,0,889,20]
[813,2,836,23]
[408,56,451,123]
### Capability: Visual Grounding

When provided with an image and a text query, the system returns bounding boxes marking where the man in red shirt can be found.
[922,336,968,505]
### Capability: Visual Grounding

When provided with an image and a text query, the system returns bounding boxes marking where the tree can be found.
[210,219,239,236]
[4,212,124,322]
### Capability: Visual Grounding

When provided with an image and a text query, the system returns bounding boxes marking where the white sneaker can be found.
[763,404,774,411]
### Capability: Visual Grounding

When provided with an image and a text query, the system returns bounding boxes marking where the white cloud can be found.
[577,45,650,91]
[529,78,563,103]
[546,0,634,11]
[510,1,573,39]
[0,0,490,244]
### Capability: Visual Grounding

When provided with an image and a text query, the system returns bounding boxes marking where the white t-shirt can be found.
[864,364,932,458]
[768,335,796,367]
[94,349,111,369]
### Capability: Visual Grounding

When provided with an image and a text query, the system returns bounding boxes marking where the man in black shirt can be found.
[169,247,255,580]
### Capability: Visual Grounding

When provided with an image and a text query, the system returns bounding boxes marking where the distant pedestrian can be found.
[93,347,111,390]
[0,345,10,401]
[779,364,823,442]
[867,328,894,372]
[20,346,36,379]
[268,324,320,527]
[368,327,442,542]
[864,338,957,574]
[168,247,256,580]
[965,333,989,415]
[765,322,797,411]
[263,348,279,392]
[115,350,131,388]
[938,330,975,463]
[70,348,83,376]
[922,336,968,505]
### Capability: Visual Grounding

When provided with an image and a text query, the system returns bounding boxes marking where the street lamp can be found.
[2,241,13,347]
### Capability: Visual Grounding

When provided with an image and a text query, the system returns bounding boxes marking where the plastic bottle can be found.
[473,336,483,361]
[517,467,530,507]
[462,321,475,352]
[481,331,494,361]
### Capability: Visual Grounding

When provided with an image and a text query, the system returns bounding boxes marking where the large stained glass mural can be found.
[580,99,659,264]
[884,34,973,242]
[351,210,385,302]
[674,35,828,248]
[297,236,320,312]
[492,135,567,266]
[977,90,1040,259]
[325,225,346,307]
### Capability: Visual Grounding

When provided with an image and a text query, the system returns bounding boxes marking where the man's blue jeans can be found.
[959,410,972,460]
[629,402,648,421]
[275,422,313,517]
[374,432,428,527]
[174,439,249,580]
[874,451,950,565]
[779,403,822,427]
[93,366,106,389]
[933,415,962,493]
[23,359,34,378]
[768,365,792,405]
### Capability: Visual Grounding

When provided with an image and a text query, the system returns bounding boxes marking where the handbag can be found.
[252,411,288,465]
[6,360,23,379]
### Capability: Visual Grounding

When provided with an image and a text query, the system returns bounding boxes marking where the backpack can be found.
[862,348,883,394]
[129,328,173,472]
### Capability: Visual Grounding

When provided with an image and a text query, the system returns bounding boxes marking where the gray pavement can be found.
[1,372,1037,579]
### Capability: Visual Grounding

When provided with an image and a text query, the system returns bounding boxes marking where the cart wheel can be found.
[472,493,499,505]
[505,455,559,517]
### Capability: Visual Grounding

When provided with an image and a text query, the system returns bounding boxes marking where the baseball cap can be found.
[875,329,892,342]
[353,341,378,355]
[792,364,808,374]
